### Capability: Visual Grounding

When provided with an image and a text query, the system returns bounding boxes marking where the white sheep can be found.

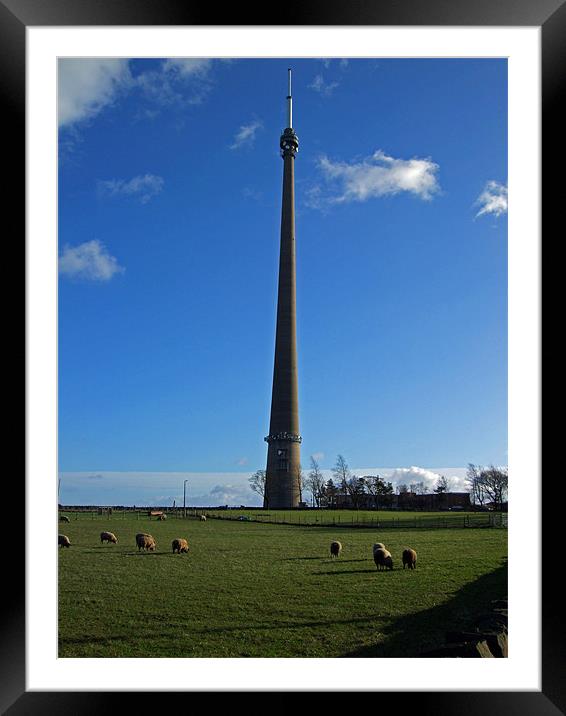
[373,547,393,571]
[136,533,156,551]
[172,538,189,554]
[100,531,118,544]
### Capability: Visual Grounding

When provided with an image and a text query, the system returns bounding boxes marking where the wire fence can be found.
[59,507,507,530]
[202,511,507,529]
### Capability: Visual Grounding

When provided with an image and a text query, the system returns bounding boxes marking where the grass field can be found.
[58,514,507,658]
[201,508,505,529]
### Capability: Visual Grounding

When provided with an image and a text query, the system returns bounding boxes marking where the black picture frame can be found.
[11,0,556,711]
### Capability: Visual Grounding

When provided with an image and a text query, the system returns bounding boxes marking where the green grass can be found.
[58,514,507,657]
[201,508,503,528]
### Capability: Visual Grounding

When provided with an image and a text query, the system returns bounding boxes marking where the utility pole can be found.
[183,479,188,518]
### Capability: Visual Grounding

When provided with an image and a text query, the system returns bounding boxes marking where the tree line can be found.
[249,455,508,511]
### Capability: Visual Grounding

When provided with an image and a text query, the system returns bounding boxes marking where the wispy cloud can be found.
[242,187,264,203]
[310,452,325,462]
[230,119,262,150]
[59,240,124,282]
[135,58,216,107]
[98,174,164,204]
[309,74,339,97]
[58,59,132,128]
[475,180,508,218]
[162,58,214,77]
[308,149,440,209]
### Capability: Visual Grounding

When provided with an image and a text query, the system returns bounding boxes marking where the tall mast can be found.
[264,70,301,509]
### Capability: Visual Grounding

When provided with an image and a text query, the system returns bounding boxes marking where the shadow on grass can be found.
[121,552,186,557]
[311,572,377,577]
[340,560,508,657]
[282,556,323,561]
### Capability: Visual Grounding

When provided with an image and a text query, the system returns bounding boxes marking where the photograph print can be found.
[58,56,508,659]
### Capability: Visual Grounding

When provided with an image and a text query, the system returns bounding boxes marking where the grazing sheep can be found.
[58,534,71,548]
[373,547,393,571]
[100,531,118,544]
[60,515,70,523]
[136,533,156,551]
[330,540,342,558]
[157,514,167,521]
[373,542,386,554]
[172,538,189,554]
[199,515,207,522]
[402,548,417,569]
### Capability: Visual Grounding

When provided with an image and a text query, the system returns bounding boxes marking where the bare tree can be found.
[305,456,325,507]
[332,454,351,502]
[466,463,485,506]
[410,481,427,495]
[332,454,350,481]
[434,475,449,494]
[249,469,267,504]
[480,465,508,511]
[466,464,508,510]
[295,463,304,504]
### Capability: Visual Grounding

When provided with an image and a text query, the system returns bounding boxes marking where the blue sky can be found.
[58,58,507,506]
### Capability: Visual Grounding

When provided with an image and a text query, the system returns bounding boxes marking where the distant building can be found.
[334,491,471,510]
[394,491,471,511]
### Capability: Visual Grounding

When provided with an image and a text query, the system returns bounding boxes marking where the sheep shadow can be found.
[326,558,368,564]
[313,568,378,576]
[122,551,180,557]
[339,560,508,657]
[283,556,323,561]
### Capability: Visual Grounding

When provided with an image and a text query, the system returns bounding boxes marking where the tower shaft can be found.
[264,74,301,509]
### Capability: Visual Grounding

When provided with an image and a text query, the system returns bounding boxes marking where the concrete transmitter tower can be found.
[264,69,301,509]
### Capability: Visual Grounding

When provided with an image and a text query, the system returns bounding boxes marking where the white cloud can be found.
[59,58,223,130]
[98,174,164,204]
[383,466,466,492]
[475,180,508,218]
[309,74,339,97]
[337,466,469,492]
[230,120,262,150]
[59,240,124,282]
[58,59,132,128]
[310,149,440,208]
[310,452,325,462]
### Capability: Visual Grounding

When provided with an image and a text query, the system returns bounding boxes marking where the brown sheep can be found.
[59,534,71,548]
[172,538,189,554]
[100,531,118,544]
[402,548,417,569]
[136,533,156,551]
[330,540,342,558]
[373,547,393,571]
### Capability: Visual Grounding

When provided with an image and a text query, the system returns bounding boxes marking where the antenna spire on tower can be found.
[287,67,292,129]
